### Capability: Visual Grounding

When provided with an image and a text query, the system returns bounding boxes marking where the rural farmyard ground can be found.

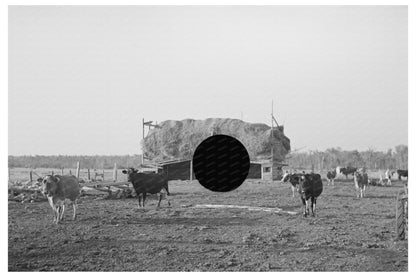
[8,177,407,271]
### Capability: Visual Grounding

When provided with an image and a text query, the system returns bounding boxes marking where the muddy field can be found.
[8,178,408,271]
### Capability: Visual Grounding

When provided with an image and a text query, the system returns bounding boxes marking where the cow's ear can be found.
[54,176,60,183]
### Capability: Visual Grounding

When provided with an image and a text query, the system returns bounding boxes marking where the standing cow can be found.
[326,170,336,186]
[396,169,408,181]
[353,171,368,198]
[298,173,323,217]
[337,166,357,179]
[122,168,170,208]
[41,175,81,224]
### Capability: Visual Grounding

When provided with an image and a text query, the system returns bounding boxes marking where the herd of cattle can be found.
[37,166,408,223]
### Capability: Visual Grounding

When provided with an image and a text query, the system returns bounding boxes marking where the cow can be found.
[281,172,302,198]
[121,168,170,208]
[298,173,323,217]
[396,169,408,180]
[353,170,368,198]
[326,170,336,186]
[385,169,392,186]
[41,175,81,224]
[337,166,357,179]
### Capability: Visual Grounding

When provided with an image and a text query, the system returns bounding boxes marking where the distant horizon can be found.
[7,144,408,157]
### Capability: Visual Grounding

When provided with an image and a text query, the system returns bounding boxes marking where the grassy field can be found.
[8,177,407,271]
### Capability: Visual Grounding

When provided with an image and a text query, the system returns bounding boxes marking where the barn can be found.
[154,159,287,181]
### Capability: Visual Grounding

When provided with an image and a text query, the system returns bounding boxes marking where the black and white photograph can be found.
[6,3,410,272]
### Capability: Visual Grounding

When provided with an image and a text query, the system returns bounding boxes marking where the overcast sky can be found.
[8,6,407,155]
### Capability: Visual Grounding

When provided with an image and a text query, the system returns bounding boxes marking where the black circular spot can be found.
[192,135,250,192]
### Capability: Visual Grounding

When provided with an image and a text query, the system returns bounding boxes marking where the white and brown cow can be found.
[353,170,368,198]
[41,175,81,224]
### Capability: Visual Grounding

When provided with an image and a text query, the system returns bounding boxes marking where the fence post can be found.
[51,170,54,176]
[113,163,117,182]
[61,168,64,175]
[87,168,91,181]
[102,169,105,181]
[29,170,33,182]
[70,169,72,175]
[76,161,80,179]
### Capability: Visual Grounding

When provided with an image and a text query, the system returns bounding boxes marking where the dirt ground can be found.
[8,178,408,271]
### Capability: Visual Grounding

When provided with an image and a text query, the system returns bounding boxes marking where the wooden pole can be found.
[76,161,80,179]
[29,170,33,182]
[70,169,72,175]
[87,168,91,181]
[102,169,105,181]
[51,170,54,176]
[113,163,117,182]
[61,168,64,175]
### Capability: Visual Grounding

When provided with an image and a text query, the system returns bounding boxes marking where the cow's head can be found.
[121,168,139,181]
[281,172,290,182]
[41,175,61,196]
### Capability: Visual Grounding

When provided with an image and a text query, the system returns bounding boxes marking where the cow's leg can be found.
[55,206,61,224]
[142,193,147,208]
[137,194,142,208]
[72,200,77,220]
[301,198,307,217]
[157,193,162,208]
[163,188,171,206]
[59,204,65,221]
[52,206,58,223]
[310,197,315,217]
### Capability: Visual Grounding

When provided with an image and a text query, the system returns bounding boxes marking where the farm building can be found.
[152,159,287,181]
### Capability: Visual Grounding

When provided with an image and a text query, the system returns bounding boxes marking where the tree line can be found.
[286,145,408,171]
[8,144,408,171]
[8,155,143,169]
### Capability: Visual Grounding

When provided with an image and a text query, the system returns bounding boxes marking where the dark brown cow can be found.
[339,166,357,179]
[122,168,170,208]
[298,174,323,217]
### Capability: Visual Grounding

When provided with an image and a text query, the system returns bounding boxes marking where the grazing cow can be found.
[338,166,357,179]
[298,174,323,217]
[326,170,336,186]
[121,168,170,208]
[353,171,368,198]
[396,169,408,180]
[281,172,302,198]
[41,175,81,224]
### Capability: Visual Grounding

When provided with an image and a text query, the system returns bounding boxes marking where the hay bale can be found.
[143,118,290,161]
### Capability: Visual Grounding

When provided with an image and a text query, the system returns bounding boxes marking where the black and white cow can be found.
[298,173,323,217]
[326,170,336,186]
